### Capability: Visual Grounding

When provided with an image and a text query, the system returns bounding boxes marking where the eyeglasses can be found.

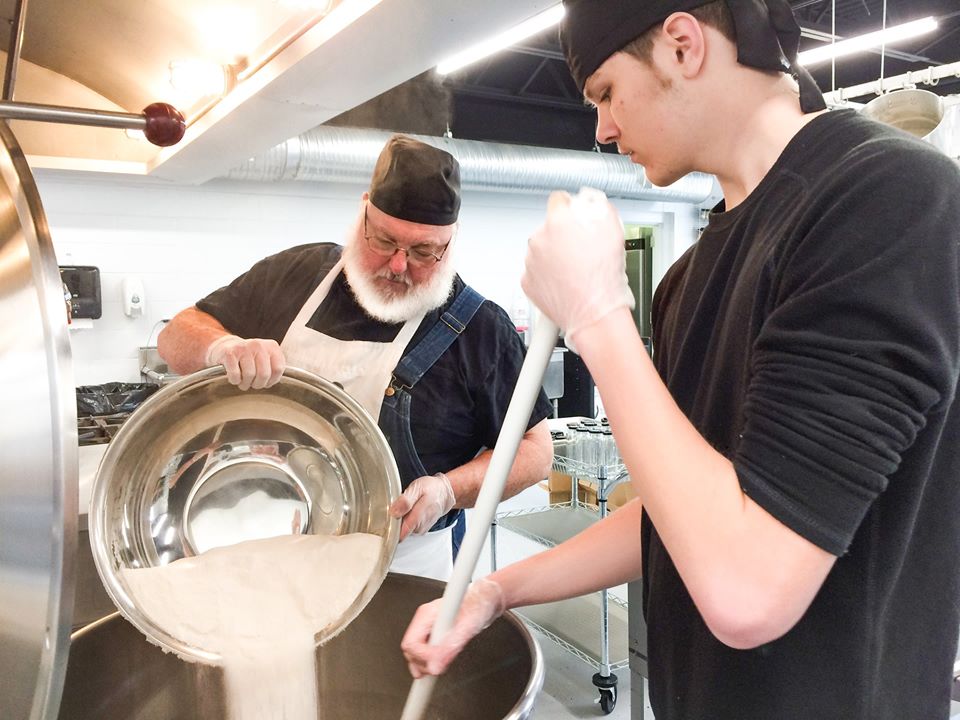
[363,209,451,267]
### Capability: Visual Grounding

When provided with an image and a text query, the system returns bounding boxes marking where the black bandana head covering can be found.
[560,0,826,113]
[369,134,461,225]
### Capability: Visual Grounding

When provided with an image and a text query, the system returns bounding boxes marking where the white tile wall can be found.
[34,168,702,386]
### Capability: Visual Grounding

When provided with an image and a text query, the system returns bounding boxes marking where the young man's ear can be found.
[659,12,707,78]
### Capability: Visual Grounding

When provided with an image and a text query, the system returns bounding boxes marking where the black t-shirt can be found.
[196,244,552,476]
[645,110,960,719]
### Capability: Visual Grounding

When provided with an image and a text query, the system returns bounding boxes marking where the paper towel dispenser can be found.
[59,266,102,319]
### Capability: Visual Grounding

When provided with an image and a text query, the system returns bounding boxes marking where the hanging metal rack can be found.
[824,61,960,105]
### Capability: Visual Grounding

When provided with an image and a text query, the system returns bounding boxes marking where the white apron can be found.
[281,259,453,581]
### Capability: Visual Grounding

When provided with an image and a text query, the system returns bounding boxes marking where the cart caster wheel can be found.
[592,672,618,715]
[599,686,617,714]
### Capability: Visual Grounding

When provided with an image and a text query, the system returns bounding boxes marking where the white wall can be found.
[35,169,705,386]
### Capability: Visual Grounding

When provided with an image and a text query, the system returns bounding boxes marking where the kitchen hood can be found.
[0,0,554,183]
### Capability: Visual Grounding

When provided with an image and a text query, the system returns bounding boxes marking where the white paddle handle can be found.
[400,314,560,720]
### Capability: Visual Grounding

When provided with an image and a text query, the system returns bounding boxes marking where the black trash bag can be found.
[76,382,160,417]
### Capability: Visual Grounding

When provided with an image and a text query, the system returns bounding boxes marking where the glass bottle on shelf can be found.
[603,428,618,467]
[582,427,599,474]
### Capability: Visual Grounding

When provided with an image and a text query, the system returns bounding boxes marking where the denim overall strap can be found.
[391,285,486,391]
[377,285,486,537]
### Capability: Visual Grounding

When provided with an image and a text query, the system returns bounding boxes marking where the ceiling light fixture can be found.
[436,4,565,76]
[277,0,334,9]
[169,61,231,101]
[798,16,938,67]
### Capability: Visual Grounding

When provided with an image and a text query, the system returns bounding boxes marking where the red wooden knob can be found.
[141,102,186,147]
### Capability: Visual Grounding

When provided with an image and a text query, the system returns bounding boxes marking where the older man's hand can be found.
[204,334,285,391]
[389,473,456,541]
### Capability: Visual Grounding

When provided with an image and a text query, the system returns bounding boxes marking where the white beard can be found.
[342,234,456,324]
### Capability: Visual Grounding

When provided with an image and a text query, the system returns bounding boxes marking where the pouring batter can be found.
[122,532,381,720]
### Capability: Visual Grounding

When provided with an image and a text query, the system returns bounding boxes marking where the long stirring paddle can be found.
[399,313,559,720]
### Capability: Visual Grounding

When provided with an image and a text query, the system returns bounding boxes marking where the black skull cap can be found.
[368,134,461,226]
[560,0,826,113]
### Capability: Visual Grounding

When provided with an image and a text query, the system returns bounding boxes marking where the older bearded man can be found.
[158,135,553,580]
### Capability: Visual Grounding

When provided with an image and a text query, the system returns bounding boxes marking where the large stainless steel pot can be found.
[861,88,945,139]
[58,573,544,720]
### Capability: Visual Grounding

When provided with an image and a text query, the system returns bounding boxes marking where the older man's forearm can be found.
[158,306,231,375]
[447,419,553,507]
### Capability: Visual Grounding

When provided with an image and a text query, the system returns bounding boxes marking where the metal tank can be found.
[58,573,544,720]
[0,120,77,720]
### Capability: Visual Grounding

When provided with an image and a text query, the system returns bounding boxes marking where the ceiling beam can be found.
[148,0,557,183]
[445,80,591,112]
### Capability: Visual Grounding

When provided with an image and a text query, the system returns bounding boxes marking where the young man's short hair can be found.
[621,0,736,64]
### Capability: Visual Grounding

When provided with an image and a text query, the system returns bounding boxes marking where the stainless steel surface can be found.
[3,0,28,100]
[0,119,78,719]
[628,580,649,720]
[75,446,113,629]
[0,99,149,129]
[926,101,960,161]
[72,527,115,629]
[139,345,180,385]
[861,88,945,139]
[542,347,566,400]
[89,365,401,663]
[58,573,544,720]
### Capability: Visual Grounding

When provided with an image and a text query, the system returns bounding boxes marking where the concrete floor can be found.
[530,633,639,720]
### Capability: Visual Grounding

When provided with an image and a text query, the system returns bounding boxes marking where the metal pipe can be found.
[824,61,960,104]
[3,0,29,101]
[225,126,718,204]
[0,100,146,129]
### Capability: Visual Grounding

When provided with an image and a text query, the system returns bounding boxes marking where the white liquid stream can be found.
[122,533,382,720]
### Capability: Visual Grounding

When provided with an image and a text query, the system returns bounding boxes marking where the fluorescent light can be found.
[798,17,938,67]
[437,5,565,76]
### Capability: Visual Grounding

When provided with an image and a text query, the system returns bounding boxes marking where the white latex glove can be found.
[401,577,506,678]
[522,188,635,353]
[389,473,456,541]
[204,334,286,391]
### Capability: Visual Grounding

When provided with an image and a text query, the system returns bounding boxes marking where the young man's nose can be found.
[595,106,619,145]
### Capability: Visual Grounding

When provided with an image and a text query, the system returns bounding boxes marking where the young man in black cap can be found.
[159,134,553,580]
[402,2,960,717]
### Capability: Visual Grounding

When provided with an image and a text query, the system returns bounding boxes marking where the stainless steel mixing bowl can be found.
[58,574,543,720]
[88,366,401,663]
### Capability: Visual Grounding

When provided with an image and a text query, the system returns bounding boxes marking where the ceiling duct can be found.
[224,126,717,204]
